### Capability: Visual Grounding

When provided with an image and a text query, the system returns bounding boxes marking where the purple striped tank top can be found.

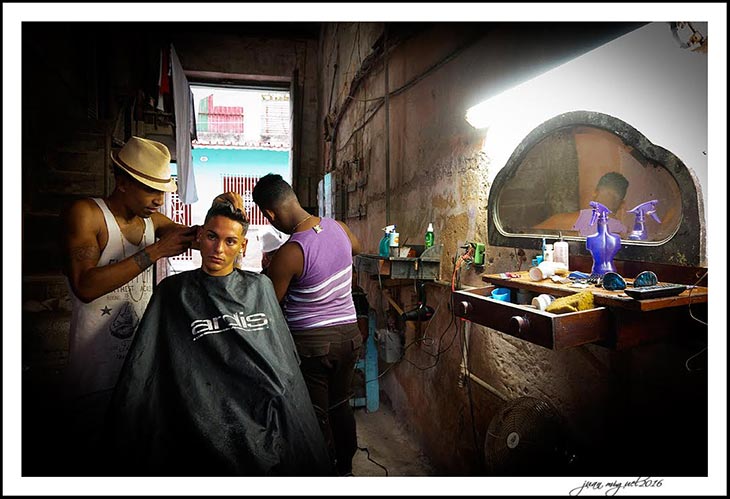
[283,217,356,331]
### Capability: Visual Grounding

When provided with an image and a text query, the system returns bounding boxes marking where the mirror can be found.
[497,125,681,242]
[488,111,704,266]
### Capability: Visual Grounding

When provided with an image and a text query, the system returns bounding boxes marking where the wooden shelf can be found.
[355,245,442,281]
[480,271,708,312]
[452,269,708,351]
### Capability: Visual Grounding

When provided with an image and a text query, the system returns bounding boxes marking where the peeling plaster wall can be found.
[319,22,707,475]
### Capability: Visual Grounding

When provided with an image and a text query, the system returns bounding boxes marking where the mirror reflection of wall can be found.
[496,125,682,242]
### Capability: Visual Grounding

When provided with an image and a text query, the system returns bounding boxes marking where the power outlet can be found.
[470,242,486,266]
[455,241,485,267]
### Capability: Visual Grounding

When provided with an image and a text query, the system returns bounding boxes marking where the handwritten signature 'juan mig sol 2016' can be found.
[569,477,664,496]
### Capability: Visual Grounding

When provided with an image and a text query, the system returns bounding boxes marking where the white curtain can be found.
[170,44,198,204]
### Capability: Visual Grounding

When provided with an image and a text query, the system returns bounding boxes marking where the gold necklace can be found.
[119,218,147,303]
[292,214,313,232]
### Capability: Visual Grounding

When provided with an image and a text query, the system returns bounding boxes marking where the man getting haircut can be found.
[105,201,332,476]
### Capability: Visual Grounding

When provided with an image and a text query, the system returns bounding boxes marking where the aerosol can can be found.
[627,200,661,241]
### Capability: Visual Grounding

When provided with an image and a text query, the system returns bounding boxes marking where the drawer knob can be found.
[460,301,471,316]
[510,315,530,335]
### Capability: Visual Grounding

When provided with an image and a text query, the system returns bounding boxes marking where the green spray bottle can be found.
[425,223,434,249]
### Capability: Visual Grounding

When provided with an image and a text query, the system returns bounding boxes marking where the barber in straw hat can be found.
[60,136,242,474]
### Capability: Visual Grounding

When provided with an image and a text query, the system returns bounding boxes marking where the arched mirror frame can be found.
[487,111,705,266]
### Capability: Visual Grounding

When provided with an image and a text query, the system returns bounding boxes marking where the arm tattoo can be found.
[70,245,100,262]
[133,250,154,270]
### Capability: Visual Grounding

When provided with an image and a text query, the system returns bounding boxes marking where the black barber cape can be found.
[105,269,332,476]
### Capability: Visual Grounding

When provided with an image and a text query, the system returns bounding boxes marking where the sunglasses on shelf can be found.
[601,270,658,291]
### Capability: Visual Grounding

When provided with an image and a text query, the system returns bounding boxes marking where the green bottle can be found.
[425,223,434,248]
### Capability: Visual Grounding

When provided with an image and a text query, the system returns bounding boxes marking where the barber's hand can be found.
[213,191,244,211]
[152,225,197,259]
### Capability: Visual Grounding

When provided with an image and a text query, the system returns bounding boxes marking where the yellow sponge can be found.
[545,291,594,314]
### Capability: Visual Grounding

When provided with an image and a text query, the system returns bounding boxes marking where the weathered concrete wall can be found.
[319,22,707,476]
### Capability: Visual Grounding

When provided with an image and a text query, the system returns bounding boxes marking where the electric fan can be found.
[484,396,574,476]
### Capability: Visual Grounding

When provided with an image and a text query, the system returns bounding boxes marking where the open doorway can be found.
[159,84,292,280]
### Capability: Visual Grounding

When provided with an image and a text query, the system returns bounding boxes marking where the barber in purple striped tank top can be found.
[253,174,363,476]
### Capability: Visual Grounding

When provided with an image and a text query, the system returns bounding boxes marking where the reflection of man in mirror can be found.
[534,171,629,237]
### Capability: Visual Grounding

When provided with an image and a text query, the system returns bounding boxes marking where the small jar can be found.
[389,231,399,247]
[532,294,555,311]
[528,261,568,281]
[388,231,399,258]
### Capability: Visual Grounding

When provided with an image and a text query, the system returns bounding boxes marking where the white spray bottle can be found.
[554,232,569,268]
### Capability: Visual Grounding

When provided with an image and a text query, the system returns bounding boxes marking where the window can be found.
[167,176,193,261]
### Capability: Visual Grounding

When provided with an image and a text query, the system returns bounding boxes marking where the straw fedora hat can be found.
[111,136,177,192]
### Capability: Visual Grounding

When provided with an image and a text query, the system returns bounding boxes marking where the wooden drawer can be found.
[452,287,612,350]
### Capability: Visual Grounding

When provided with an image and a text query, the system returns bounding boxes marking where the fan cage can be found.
[484,397,571,476]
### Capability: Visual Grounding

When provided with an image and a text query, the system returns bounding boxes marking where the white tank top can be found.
[64,198,155,400]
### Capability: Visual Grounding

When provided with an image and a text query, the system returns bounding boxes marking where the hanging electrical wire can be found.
[684,269,709,372]
[332,28,484,164]
[356,446,389,476]
[452,245,475,292]
[460,318,485,472]
[366,245,475,380]
[366,300,458,381]
[687,270,708,327]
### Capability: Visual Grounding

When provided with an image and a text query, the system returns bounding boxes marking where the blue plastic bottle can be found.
[585,201,621,276]
[626,200,661,241]
[379,225,395,257]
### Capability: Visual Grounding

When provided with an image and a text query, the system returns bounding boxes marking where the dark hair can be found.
[205,202,250,234]
[597,171,629,200]
[252,173,295,210]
